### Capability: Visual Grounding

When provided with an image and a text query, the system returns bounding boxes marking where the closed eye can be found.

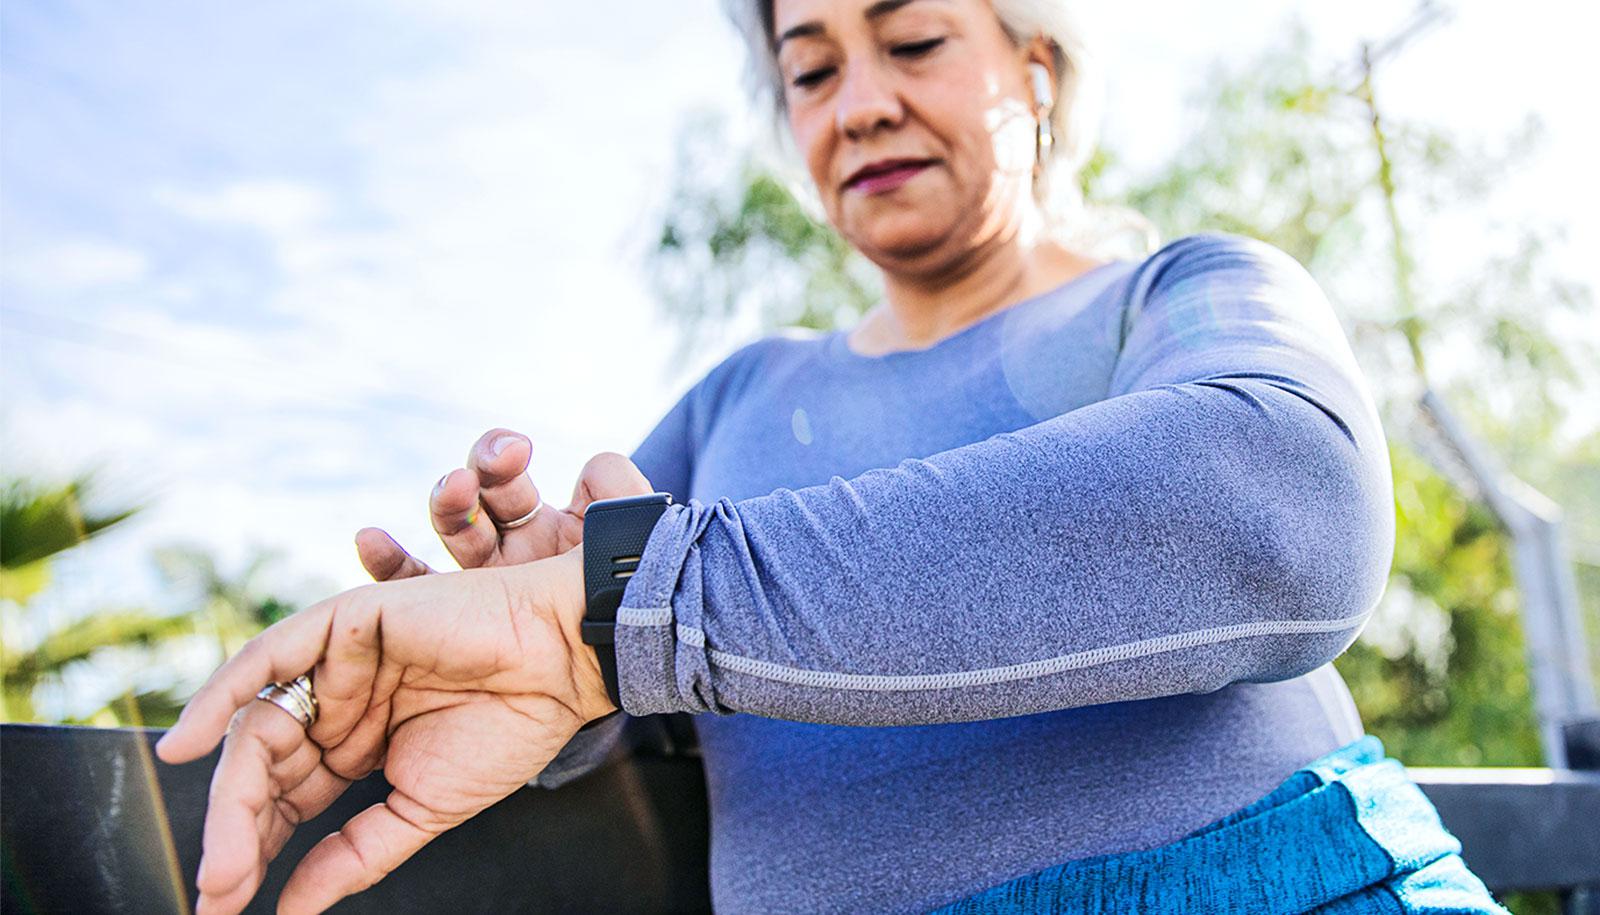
[793,66,836,89]
[891,36,945,57]
[790,37,945,90]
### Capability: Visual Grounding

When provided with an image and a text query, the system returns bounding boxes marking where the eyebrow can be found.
[774,0,929,51]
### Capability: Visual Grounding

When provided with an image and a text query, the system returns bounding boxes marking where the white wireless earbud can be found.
[1028,62,1054,112]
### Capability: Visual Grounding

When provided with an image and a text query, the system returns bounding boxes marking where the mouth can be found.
[843,158,937,193]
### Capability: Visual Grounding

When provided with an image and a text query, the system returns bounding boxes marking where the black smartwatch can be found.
[581,492,674,712]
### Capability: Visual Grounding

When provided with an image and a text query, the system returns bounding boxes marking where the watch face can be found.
[584,493,673,623]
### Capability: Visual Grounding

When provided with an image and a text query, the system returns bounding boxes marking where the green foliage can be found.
[2,471,148,720]
[1334,445,1542,766]
[1115,28,1370,271]
[0,473,140,602]
[1,471,302,726]
[648,111,881,357]
[152,544,302,633]
[2,608,194,686]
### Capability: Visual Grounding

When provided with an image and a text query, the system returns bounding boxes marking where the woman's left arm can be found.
[614,233,1395,726]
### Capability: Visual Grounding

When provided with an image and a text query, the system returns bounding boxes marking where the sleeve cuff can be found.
[614,498,729,717]
[533,709,632,789]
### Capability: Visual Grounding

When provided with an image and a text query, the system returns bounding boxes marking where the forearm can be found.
[613,370,1394,726]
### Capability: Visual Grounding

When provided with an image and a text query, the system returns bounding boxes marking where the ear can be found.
[1020,35,1057,111]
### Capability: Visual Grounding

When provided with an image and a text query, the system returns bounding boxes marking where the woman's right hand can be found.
[355,428,651,581]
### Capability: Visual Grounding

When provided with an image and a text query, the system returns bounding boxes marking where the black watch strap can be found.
[581,493,673,710]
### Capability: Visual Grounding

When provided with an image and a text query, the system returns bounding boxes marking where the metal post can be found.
[1418,389,1598,768]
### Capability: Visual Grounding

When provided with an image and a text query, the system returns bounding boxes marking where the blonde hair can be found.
[721,0,1129,248]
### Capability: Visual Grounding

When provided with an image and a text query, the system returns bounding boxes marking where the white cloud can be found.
[3,2,751,620]
[2,239,150,292]
[155,180,329,235]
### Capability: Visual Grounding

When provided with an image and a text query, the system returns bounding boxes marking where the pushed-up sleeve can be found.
[613,233,1395,727]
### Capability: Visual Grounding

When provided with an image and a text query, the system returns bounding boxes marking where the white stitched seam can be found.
[618,607,673,627]
[617,606,1373,692]
[710,613,1374,691]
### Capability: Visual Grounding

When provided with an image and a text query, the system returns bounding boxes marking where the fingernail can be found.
[490,434,521,457]
[434,473,450,495]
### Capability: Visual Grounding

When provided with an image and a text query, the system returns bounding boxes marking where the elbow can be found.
[1226,428,1395,682]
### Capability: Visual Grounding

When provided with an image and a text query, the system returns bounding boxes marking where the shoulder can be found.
[1131,232,1324,303]
[1111,233,1357,378]
[682,327,829,417]
[702,327,826,386]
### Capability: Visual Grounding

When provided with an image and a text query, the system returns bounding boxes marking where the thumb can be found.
[564,452,653,517]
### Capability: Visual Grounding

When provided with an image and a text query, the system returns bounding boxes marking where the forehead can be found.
[772,0,971,38]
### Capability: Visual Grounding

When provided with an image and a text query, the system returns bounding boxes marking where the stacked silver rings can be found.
[255,674,319,729]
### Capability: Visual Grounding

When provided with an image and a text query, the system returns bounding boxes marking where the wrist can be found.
[561,545,621,722]
[551,544,588,643]
[510,547,618,724]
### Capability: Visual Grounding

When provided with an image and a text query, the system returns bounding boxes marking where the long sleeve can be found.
[613,233,1395,727]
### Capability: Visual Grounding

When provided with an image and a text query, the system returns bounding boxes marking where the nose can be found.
[835,59,903,141]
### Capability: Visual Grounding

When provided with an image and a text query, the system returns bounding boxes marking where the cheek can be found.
[925,75,1031,185]
[793,118,851,226]
[984,96,1036,176]
[791,117,833,189]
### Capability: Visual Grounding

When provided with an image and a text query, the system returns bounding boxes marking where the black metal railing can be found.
[3,723,1597,913]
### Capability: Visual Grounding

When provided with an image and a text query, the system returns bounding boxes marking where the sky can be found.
[2,1,1596,709]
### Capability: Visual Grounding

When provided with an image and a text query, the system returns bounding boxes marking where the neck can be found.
[851,209,1105,356]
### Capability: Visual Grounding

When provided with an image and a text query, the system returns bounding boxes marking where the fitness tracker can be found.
[581,492,674,711]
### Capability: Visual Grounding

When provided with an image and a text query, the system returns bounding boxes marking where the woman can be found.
[156,0,1509,912]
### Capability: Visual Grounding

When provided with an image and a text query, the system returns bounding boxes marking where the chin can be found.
[849,211,953,263]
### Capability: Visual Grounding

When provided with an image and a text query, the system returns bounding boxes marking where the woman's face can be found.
[773,0,1044,271]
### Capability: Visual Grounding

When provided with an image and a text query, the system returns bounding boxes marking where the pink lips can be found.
[846,161,932,194]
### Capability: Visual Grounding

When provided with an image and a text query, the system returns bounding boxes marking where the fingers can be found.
[306,594,383,749]
[196,710,275,915]
[431,429,550,569]
[426,437,651,572]
[429,467,502,569]
[156,596,338,764]
[468,429,544,526]
[565,452,653,517]
[355,528,434,581]
[277,789,443,915]
[194,701,348,915]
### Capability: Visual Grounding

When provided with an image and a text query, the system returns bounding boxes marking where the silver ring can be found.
[493,496,543,531]
[255,673,318,729]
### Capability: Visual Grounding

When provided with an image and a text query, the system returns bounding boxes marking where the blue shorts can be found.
[933,736,1509,914]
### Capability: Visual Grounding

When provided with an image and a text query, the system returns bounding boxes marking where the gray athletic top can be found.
[537,232,1392,913]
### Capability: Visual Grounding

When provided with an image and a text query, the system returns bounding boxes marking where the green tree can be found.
[1,472,305,725]
[152,544,301,655]
[0,473,138,603]
[0,472,163,721]
[650,112,882,364]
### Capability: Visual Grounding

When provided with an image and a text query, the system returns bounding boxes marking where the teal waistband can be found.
[932,736,1508,915]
